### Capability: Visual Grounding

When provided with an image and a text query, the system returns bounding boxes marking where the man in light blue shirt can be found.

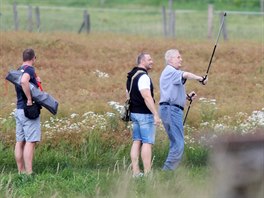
[159,49,207,170]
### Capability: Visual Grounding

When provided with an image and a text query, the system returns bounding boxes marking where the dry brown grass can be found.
[1,32,263,121]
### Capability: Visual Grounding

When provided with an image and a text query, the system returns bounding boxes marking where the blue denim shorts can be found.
[130,113,156,144]
[15,109,41,142]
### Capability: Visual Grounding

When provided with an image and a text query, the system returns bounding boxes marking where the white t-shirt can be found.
[138,74,150,90]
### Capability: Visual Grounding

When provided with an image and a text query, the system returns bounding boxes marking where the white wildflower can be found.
[199,97,206,101]
[70,113,79,119]
[214,123,227,132]
[200,122,209,126]
[106,112,115,117]
[94,69,109,78]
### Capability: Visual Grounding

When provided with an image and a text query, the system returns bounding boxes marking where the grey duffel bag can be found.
[6,69,59,115]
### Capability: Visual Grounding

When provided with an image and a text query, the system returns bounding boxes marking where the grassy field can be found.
[0,32,264,197]
[0,165,211,198]
[0,1,263,40]
[5,0,263,11]
[1,32,263,118]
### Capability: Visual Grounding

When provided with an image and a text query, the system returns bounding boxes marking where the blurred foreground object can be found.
[212,131,264,198]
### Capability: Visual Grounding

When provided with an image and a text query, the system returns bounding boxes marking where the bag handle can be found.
[36,76,43,91]
[127,70,146,99]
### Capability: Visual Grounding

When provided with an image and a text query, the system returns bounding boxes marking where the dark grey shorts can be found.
[15,109,41,142]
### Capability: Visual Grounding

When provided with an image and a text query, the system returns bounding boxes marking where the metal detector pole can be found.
[204,12,227,79]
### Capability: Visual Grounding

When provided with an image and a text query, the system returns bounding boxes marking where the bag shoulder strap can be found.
[20,65,43,91]
[18,65,29,71]
[128,70,146,99]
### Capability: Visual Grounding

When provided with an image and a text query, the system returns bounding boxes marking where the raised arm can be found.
[183,72,208,85]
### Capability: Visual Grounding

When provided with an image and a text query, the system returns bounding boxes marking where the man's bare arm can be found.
[21,73,32,105]
[140,89,160,125]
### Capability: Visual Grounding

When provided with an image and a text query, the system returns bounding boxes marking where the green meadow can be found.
[0,0,263,197]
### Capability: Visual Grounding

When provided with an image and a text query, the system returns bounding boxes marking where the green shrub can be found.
[0,143,16,171]
[152,140,169,167]
[0,117,16,133]
[183,144,209,167]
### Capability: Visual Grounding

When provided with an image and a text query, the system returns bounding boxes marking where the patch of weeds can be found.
[184,144,209,167]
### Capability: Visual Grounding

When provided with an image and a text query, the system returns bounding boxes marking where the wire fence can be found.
[0,4,263,41]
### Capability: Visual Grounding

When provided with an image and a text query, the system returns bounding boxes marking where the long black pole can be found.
[204,12,227,79]
[184,12,227,125]
[183,93,195,125]
[183,99,193,126]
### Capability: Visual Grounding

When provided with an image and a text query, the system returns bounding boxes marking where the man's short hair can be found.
[136,52,148,65]
[23,48,35,62]
[165,49,179,64]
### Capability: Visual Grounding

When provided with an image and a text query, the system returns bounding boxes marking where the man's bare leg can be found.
[15,141,26,174]
[130,141,141,175]
[141,143,152,174]
[23,142,35,174]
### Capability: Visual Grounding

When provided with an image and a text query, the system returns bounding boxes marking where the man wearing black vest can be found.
[126,52,161,177]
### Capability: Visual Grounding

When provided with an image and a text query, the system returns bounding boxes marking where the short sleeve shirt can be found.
[16,65,38,109]
[138,74,150,90]
[159,65,186,107]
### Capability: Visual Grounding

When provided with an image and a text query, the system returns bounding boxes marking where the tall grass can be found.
[0,166,211,198]
[1,32,263,144]
[0,117,209,173]
[1,33,263,117]
[0,124,211,197]
[0,32,263,196]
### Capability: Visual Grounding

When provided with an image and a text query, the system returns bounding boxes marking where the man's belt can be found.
[159,102,184,111]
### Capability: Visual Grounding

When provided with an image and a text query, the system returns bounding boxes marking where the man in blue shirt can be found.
[159,49,207,170]
[15,48,41,175]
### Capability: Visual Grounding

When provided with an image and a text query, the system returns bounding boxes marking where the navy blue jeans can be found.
[159,105,184,170]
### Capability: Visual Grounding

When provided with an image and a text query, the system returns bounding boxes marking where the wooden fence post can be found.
[168,0,172,37]
[208,4,213,39]
[168,0,175,38]
[162,6,168,37]
[27,5,33,32]
[35,6,40,32]
[84,10,90,33]
[78,10,90,34]
[170,10,176,38]
[87,13,91,33]
[261,0,264,12]
[220,12,228,41]
[13,2,19,31]
[212,133,264,198]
